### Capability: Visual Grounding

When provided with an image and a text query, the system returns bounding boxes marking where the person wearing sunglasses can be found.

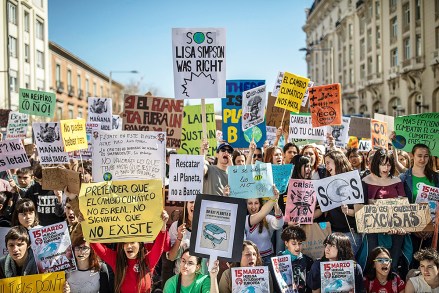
[203,142,234,196]
[363,247,405,293]
[406,248,439,293]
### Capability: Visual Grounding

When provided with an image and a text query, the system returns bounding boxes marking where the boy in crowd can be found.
[9,167,34,197]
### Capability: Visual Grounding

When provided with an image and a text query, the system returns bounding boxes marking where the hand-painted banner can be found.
[172,28,226,99]
[321,260,355,293]
[271,255,294,293]
[71,122,101,160]
[87,97,112,130]
[301,80,315,107]
[0,271,65,293]
[0,109,11,127]
[374,113,394,132]
[0,139,30,172]
[112,115,122,130]
[92,130,166,182]
[266,93,289,132]
[123,95,184,148]
[60,119,87,152]
[231,266,270,293]
[33,122,70,165]
[327,117,351,148]
[178,104,217,156]
[228,163,274,199]
[309,83,342,127]
[275,72,310,113]
[273,164,293,194]
[29,222,76,273]
[6,112,28,139]
[348,116,371,138]
[415,183,439,221]
[19,88,56,117]
[223,80,266,148]
[289,113,327,141]
[168,154,204,201]
[79,180,163,243]
[313,170,364,212]
[242,85,267,131]
[285,179,316,224]
[371,119,388,150]
[394,113,439,156]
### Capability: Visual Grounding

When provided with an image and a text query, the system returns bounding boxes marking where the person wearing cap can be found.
[202,142,234,196]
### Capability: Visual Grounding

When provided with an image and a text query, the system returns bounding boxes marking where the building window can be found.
[86,79,89,96]
[9,70,18,93]
[349,68,354,84]
[338,53,342,70]
[57,103,63,120]
[24,75,30,89]
[37,79,44,91]
[360,17,365,35]
[77,74,82,91]
[349,45,353,64]
[403,3,410,31]
[68,104,74,119]
[376,26,381,47]
[416,34,422,56]
[56,64,61,85]
[375,0,380,19]
[349,24,353,39]
[36,20,44,40]
[360,64,365,79]
[436,0,439,20]
[360,38,365,60]
[24,44,30,63]
[24,11,30,32]
[93,82,97,96]
[78,107,83,118]
[415,0,421,21]
[100,85,104,97]
[8,2,17,24]
[390,0,397,12]
[8,36,17,58]
[391,48,398,67]
[391,17,398,40]
[367,29,372,51]
[404,38,410,60]
[36,51,44,69]
[376,54,382,73]
[367,57,373,75]
[67,70,72,88]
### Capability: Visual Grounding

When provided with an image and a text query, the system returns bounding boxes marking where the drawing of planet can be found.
[392,135,406,149]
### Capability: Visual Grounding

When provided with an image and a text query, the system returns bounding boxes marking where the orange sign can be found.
[371,119,388,149]
[309,83,342,127]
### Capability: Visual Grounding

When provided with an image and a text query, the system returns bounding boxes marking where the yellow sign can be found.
[60,118,87,152]
[0,271,65,293]
[79,179,163,243]
[275,72,310,113]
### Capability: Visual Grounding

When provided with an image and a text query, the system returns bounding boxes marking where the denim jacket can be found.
[400,169,439,203]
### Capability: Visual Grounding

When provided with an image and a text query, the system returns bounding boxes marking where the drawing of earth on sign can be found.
[244,126,263,143]
[326,179,351,203]
[324,279,353,293]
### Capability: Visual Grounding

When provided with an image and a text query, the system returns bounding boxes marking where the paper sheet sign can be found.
[0,139,30,172]
[371,119,388,150]
[289,113,327,141]
[271,255,293,293]
[6,112,28,139]
[272,164,293,194]
[0,272,65,293]
[242,85,267,131]
[87,97,113,130]
[416,183,439,221]
[275,72,310,113]
[19,88,56,117]
[231,266,270,293]
[309,83,342,127]
[327,117,351,148]
[112,115,122,130]
[321,261,355,293]
[285,179,316,224]
[33,122,70,165]
[60,119,87,152]
[168,154,204,201]
[228,163,274,199]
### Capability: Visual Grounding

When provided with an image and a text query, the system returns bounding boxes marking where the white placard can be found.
[168,154,204,201]
[87,97,113,130]
[327,117,351,147]
[242,85,267,131]
[289,114,327,141]
[272,71,284,97]
[271,255,293,292]
[32,122,70,165]
[231,266,270,293]
[112,114,122,130]
[6,112,29,139]
[0,139,30,171]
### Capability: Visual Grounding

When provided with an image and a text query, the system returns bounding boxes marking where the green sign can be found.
[19,88,56,117]
[394,113,439,156]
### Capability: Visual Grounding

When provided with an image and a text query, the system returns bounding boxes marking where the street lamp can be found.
[109,70,138,100]
[299,47,334,84]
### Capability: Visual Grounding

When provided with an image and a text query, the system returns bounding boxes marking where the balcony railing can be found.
[56,81,64,94]
[68,86,75,97]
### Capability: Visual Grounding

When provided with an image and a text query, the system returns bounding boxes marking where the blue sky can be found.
[49,0,313,102]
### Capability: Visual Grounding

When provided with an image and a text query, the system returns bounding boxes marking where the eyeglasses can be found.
[74,246,90,252]
[253,154,263,158]
[180,258,196,267]
[374,258,392,264]
[219,148,233,154]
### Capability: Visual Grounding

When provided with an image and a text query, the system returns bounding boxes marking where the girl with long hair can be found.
[301,144,325,179]
[11,198,41,229]
[264,146,283,165]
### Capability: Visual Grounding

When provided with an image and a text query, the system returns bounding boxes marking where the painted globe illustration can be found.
[103,172,112,181]
[392,135,406,149]
[193,32,205,44]
[244,126,263,143]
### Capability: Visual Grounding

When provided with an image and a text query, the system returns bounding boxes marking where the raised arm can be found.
[249,186,279,226]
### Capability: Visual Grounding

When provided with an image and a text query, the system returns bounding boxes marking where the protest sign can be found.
[223,80,266,148]
[355,201,434,233]
[327,117,351,148]
[371,119,388,150]
[60,119,87,152]
[309,83,342,127]
[394,113,439,156]
[231,266,270,293]
[228,163,274,199]
[29,222,76,273]
[42,167,81,194]
[302,222,332,260]
[375,197,409,206]
[172,28,226,99]
[266,126,277,146]
[33,122,70,165]
[87,97,112,130]
[285,179,316,224]
[5,112,28,139]
[348,116,371,138]
[348,136,359,149]
[416,184,439,221]
[79,179,163,243]
[321,260,355,293]
[0,109,11,127]
[92,130,165,182]
[168,154,204,201]
[358,139,372,152]
[112,114,122,130]
[70,122,100,160]
[314,170,364,212]
[266,93,289,132]
[275,72,310,113]
[178,104,217,156]
[123,95,184,148]
[0,139,30,172]
[273,164,293,194]
[289,113,327,141]
[242,85,267,131]
[0,227,10,256]
[0,271,65,293]
[302,80,315,107]
[374,113,394,132]
[271,255,293,293]
[272,71,284,97]
[19,88,56,117]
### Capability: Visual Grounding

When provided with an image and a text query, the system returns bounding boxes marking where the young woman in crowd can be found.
[232,150,246,166]
[163,249,219,293]
[90,211,169,293]
[307,233,364,293]
[405,248,439,292]
[346,148,366,174]
[283,143,300,164]
[246,141,264,165]
[219,240,274,292]
[11,198,41,230]
[263,146,283,165]
[300,144,325,179]
[363,247,405,293]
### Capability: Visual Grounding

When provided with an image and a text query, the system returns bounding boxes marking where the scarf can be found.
[0,249,37,277]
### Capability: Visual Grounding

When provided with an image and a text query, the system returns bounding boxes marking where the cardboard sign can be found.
[327,117,351,148]
[168,154,204,201]
[302,80,315,107]
[92,130,166,182]
[172,28,226,99]
[348,116,371,138]
[309,83,342,127]
[87,97,112,130]
[374,113,394,132]
[60,119,87,152]
[321,260,355,293]
[231,266,270,293]
[228,163,274,199]
[266,93,289,132]
[29,222,76,273]
[271,255,294,293]
[285,179,316,224]
[302,222,332,260]
[314,170,364,212]
[416,184,439,221]
[271,71,284,97]
[242,85,267,131]
[33,122,70,165]
[19,88,56,117]
[5,112,28,139]
[0,227,10,256]
[42,167,81,194]
[223,80,266,148]
[355,202,434,233]
[0,139,30,172]
[394,113,439,156]
[79,180,163,243]
[289,113,327,141]
[371,119,388,150]
[275,72,310,113]
[177,104,217,156]
[123,95,184,148]
[112,114,122,130]
[0,109,11,128]
[0,272,65,293]
[273,164,293,194]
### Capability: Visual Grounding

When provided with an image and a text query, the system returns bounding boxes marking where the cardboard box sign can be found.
[42,167,81,194]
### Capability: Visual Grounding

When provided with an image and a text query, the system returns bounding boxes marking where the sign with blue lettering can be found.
[228,163,274,199]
